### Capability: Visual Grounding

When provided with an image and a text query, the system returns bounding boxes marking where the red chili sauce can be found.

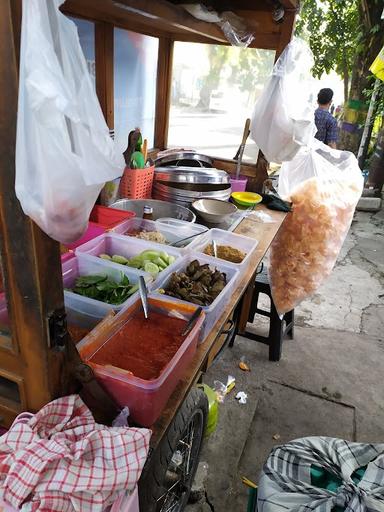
[91,310,187,380]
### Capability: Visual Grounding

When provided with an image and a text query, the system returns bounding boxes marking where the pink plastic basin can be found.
[78,297,204,427]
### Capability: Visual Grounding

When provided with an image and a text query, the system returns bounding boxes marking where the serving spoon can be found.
[212,239,218,258]
[139,276,149,319]
[170,229,209,248]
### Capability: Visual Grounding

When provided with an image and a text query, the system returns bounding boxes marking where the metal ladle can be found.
[170,229,209,248]
[139,276,149,319]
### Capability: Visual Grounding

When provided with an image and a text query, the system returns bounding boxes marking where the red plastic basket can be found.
[119,165,154,199]
[89,205,135,230]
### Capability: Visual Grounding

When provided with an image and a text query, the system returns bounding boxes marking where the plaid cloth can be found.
[0,395,151,512]
[314,108,339,144]
[258,437,384,512]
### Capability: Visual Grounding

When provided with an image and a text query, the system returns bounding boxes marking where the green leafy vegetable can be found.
[70,273,139,305]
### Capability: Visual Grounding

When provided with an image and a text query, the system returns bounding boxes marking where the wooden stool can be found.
[238,265,294,361]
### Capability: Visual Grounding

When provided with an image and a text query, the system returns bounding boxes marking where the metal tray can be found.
[154,166,230,185]
[155,181,230,192]
[155,152,213,168]
[153,182,231,202]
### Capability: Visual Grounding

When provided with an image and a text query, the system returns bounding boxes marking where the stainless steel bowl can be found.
[110,199,196,222]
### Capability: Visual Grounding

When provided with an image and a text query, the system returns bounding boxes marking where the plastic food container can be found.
[150,253,240,341]
[188,228,259,269]
[63,254,152,326]
[89,205,136,230]
[61,251,75,264]
[65,222,106,251]
[78,296,205,426]
[113,217,207,249]
[75,233,182,281]
[64,299,115,331]
[0,290,105,339]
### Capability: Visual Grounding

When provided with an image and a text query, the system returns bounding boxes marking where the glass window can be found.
[114,28,159,152]
[168,42,275,162]
[70,18,96,86]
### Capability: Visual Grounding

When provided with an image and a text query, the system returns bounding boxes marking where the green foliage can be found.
[231,49,275,96]
[295,0,359,80]
[199,44,274,109]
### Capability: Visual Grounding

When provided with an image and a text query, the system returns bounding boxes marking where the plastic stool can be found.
[241,265,294,361]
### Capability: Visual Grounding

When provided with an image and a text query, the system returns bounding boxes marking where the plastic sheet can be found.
[269,140,363,315]
[219,12,255,48]
[180,3,221,23]
[180,4,255,47]
[247,210,276,223]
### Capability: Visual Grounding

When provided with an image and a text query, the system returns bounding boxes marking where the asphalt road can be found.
[168,107,260,163]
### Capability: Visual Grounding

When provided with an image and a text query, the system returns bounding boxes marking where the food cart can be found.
[0,1,297,510]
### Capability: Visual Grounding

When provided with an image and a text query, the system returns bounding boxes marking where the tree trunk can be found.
[366,126,384,193]
[343,52,349,105]
[339,0,384,154]
[197,46,229,110]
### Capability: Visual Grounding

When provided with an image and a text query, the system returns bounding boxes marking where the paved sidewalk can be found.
[187,208,384,511]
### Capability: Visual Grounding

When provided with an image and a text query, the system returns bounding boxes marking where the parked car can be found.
[209,90,227,112]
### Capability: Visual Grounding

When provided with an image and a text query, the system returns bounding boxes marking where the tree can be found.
[231,48,275,107]
[296,0,359,104]
[345,2,384,154]
[296,0,384,154]
[366,125,384,192]
[197,45,230,110]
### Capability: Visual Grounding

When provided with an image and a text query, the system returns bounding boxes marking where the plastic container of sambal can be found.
[78,296,205,427]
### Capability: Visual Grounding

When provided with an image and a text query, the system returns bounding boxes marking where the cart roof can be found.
[62,0,299,51]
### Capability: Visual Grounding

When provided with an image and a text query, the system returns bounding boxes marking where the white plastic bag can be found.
[16,0,124,244]
[250,37,317,163]
[269,140,363,315]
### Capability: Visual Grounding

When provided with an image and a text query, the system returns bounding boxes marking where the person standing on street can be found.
[314,88,338,149]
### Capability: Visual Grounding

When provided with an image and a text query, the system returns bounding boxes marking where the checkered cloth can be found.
[314,108,339,145]
[258,437,384,512]
[0,395,151,512]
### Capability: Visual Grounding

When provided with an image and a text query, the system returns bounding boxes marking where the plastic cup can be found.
[230,177,248,192]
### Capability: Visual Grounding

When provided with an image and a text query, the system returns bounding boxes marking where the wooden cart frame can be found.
[0,0,294,482]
